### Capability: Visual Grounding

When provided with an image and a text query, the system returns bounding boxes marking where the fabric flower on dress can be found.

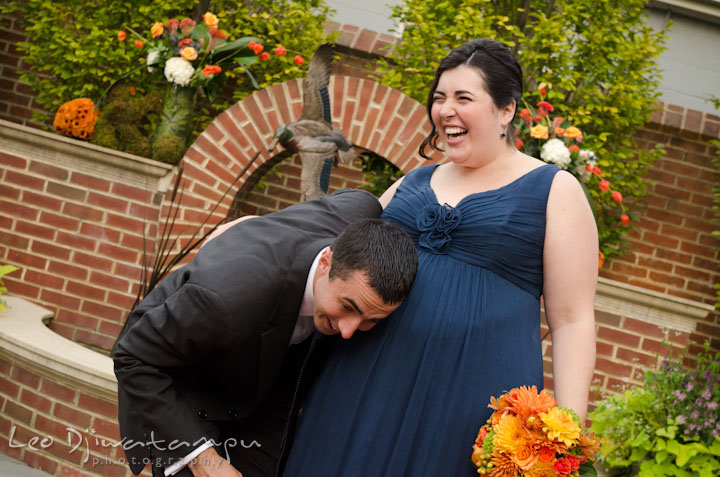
[540,138,571,169]
[417,203,462,253]
[164,57,195,86]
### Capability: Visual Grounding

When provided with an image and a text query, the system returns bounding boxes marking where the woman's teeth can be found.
[445,127,467,138]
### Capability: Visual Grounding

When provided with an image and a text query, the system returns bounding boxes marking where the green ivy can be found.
[0,0,337,148]
[709,97,720,309]
[374,0,668,259]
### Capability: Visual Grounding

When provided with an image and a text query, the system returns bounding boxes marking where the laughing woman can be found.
[284,38,597,475]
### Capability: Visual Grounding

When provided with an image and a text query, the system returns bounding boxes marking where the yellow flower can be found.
[539,408,581,447]
[151,21,164,38]
[493,415,526,454]
[180,47,198,61]
[530,124,548,139]
[203,12,219,28]
[564,126,582,139]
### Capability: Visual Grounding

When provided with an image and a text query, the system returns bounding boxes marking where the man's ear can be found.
[317,248,333,276]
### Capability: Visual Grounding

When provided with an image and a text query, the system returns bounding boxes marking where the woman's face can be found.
[430,65,511,166]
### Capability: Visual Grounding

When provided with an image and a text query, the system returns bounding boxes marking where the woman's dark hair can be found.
[419,38,524,159]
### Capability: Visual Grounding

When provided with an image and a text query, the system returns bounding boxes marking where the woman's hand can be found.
[188,447,244,477]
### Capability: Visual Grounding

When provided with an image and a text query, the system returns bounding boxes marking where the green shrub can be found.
[590,345,720,476]
[0,264,19,311]
[374,0,668,260]
[1,0,337,160]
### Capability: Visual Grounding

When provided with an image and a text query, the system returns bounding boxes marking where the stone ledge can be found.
[595,277,714,333]
[0,119,174,190]
[0,296,116,402]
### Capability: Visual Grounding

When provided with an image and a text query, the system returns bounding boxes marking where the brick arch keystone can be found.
[166,75,439,256]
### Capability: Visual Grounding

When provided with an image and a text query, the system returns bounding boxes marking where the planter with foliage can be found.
[590,345,720,476]
[1,0,337,163]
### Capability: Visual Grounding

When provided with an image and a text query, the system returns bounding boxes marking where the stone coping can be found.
[0,296,116,402]
[595,277,714,333]
[0,119,174,189]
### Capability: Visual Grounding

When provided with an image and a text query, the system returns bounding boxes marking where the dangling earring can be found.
[500,125,506,138]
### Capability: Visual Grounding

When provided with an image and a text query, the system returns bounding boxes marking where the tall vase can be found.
[151,84,195,164]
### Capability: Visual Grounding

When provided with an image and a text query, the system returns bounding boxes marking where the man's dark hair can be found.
[329,218,417,305]
[420,38,524,158]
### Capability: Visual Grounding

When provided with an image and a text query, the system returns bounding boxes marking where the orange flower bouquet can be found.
[471,386,601,477]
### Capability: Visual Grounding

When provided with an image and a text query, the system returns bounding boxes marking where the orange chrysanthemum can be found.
[578,431,601,461]
[53,98,99,140]
[488,453,521,477]
[504,386,557,423]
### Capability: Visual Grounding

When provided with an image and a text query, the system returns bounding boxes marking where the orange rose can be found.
[554,127,565,137]
[151,22,164,38]
[180,47,198,61]
[538,446,555,463]
[564,126,582,139]
[202,12,219,29]
[530,124,548,139]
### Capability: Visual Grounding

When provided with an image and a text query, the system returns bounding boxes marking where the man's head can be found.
[312,218,417,339]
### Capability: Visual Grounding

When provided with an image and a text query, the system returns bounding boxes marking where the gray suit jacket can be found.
[114,189,382,474]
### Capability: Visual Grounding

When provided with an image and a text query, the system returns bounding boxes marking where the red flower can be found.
[569,144,579,153]
[209,28,228,39]
[599,180,610,191]
[274,45,287,56]
[252,43,264,54]
[178,38,193,47]
[621,215,630,225]
[553,458,573,475]
[592,166,602,176]
[612,191,623,203]
[117,30,127,42]
[179,18,196,35]
[201,65,222,76]
[259,52,270,61]
[129,86,136,95]
[515,138,523,149]
[134,40,143,48]
[519,108,531,119]
[537,100,554,112]
[539,86,547,96]
[534,114,543,121]
[248,40,257,49]
[166,18,179,34]
[566,455,580,471]
[294,55,305,65]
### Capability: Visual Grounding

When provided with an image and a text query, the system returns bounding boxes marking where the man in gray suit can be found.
[114,189,417,477]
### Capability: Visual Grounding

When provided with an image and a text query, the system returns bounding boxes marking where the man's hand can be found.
[188,447,243,477]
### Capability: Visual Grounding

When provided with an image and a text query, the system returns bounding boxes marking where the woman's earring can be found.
[500,126,507,138]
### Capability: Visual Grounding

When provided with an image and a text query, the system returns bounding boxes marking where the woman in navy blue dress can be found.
[285,39,597,475]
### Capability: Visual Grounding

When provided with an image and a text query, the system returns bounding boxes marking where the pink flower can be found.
[294,55,305,65]
[537,100,554,112]
[259,52,270,61]
[599,180,610,192]
[612,191,623,203]
[166,19,179,34]
[621,215,629,225]
[274,45,286,56]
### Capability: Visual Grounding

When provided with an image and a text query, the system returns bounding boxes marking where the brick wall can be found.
[0,356,148,477]
[601,103,719,353]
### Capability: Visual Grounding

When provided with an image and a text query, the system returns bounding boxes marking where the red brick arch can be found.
[170,76,436,246]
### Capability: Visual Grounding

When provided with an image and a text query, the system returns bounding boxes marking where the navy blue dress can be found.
[285,163,560,476]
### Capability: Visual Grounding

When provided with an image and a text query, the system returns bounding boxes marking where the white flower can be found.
[575,150,597,180]
[540,138,571,169]
[147,50,160,72]
[164,57,194,86]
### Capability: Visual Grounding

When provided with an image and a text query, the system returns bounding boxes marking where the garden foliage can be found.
[590,345,720,476]
[374,0,668,259]
[0,0,336,156]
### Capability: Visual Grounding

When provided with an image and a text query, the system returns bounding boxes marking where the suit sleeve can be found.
[114,283,236,464]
